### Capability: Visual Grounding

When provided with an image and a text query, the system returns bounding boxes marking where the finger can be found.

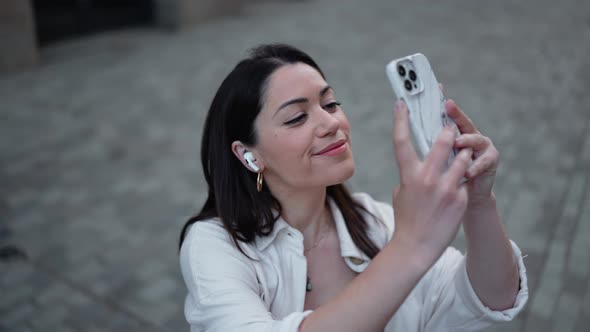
[424,126,456,174]
[393,101,419,176]
[454,134,489,152]
[392,185,401,201]
[465,149,499,179]
[444,99,478,134]
[446,148,473,184]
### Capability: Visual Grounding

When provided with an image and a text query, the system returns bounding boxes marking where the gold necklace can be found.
[303,223,330,254]
[305,217,331,292]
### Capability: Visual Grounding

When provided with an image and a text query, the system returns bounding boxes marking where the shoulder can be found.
[179,218,259,299]
[179,218,257,280]
[350,192,395,242]
[182,218,228,241]
[180,219,226,272]
[180,218,257,261]
[180,218,233,258]
[351,192,393,216]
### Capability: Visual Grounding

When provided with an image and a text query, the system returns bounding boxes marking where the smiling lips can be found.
[315,139,347,156]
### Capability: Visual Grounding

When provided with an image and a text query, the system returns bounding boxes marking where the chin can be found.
[326,158,355,186]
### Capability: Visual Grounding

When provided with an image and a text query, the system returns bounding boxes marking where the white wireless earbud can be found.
[243,152,260,172]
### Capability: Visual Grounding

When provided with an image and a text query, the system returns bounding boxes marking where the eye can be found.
[323,101,341,111]
[284,113,307,125]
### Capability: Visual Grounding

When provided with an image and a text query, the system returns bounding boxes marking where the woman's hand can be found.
[391,101,473,262]
[442,99,520,311]
[445,99,499,206]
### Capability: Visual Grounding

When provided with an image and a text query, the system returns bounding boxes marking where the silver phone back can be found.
[386,53,457,163]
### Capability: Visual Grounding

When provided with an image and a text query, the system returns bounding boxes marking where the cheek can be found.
[260,128,313,168]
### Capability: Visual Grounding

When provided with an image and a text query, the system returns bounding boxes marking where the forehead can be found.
[262,63,328,107]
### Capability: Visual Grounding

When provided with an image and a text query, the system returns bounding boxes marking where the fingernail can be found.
[460,148,471,159]
[394,101,403,112]
[465,148,474,158]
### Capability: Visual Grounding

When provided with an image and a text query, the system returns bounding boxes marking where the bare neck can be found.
[270,185,332,248]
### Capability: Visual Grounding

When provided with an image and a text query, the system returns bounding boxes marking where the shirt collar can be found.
[328,197,370,264]
[255,212,289,251]
[255,197,370,264]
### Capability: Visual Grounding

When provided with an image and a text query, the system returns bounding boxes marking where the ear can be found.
[231,141,263,173]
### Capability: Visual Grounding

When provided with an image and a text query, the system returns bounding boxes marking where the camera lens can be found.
[397,65,406,76]
[404,80,412,91]
[409,70,417,81]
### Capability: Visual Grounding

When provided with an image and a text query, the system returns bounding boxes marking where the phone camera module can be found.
[409,70,417,81]
[397,65,406,76]
[404,80,412,91]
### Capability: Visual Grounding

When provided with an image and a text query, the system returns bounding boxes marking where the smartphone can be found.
[386,53,458,165]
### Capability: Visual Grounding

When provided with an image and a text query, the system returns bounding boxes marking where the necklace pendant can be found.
[306,276,312,292]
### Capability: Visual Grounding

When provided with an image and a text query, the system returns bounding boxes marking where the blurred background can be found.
[1,0,589,331]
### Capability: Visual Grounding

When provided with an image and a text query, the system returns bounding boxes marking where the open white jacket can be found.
[179,192,529,331]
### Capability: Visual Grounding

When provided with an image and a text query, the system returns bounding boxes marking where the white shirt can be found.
[179,192,529,331]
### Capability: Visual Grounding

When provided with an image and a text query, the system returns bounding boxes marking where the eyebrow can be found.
[273,85,332,118]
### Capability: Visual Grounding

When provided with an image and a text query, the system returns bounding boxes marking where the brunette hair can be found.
[179,44,380,258]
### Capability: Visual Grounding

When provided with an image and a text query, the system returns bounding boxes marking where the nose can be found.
[314,107,340,138]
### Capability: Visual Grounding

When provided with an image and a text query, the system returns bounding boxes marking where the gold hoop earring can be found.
[257,172,263,192]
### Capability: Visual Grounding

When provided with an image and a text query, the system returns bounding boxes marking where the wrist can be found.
[389,232,442,274]
[467,191,496,211]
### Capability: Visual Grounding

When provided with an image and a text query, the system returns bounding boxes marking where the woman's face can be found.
[251,63,355,192]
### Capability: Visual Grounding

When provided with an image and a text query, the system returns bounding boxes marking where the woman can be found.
[178,44,528,331]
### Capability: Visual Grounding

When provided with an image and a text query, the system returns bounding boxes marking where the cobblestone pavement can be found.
[1,0,589,331]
